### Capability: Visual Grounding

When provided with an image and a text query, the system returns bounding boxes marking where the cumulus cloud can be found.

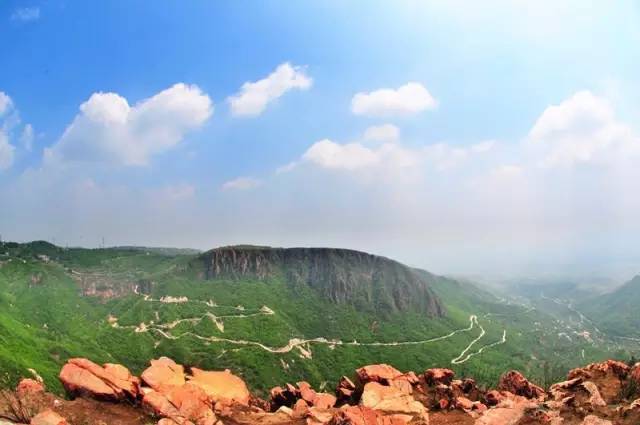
[0,92,13,117]
[303,139,383,171]
[11,7,40,22]
[351,83,437,117]
[221,176,263,191]
[0,92,17,170]
[20,124,34,151]
[228,63,312,117]
[363,124,400,143]
[46,83,212,166]
[293,130,492,175]
[0,130,15,170]
[528,91,639,167]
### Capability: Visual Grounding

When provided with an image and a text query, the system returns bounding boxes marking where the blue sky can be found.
[1,1,640,279]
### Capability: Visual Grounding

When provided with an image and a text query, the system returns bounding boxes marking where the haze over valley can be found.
[1,2,640,424]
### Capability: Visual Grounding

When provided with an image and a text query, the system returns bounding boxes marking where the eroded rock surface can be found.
[3,358,640,425]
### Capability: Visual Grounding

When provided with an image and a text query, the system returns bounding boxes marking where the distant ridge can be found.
[195,245,446,317]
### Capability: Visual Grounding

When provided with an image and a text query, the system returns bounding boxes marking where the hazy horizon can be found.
[2,1,640,282]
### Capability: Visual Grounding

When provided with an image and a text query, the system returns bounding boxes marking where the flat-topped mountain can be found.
[194,246,446,317]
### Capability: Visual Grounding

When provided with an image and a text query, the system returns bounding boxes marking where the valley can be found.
[0,241,638,397]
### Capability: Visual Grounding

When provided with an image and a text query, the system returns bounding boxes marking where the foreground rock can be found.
[498,370,546,400]
[30,409,68,425]
[59,358,140,401]
[3,357,640,424]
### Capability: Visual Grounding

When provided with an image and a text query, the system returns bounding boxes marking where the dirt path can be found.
[113,295,507,361]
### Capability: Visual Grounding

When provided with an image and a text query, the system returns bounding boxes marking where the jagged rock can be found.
[189,368,250,406]
[270,384,299,408]
[22,356,640,425]
[16,378,45,395]
[630,363,640,386]
[142,383,217,425]
[395,372,420,386]
[142,390,182,419]
[292,398,309,418]
[484,390,506,406]
[30,409,68,425]
[249,394,271,411]
[581,381,607,407]
[359,382,426,416]
[568,360,630,404]
[141,357,186,394]
[306,407,334,424]
[549,377,583,401]
[299,382,316,404]
[270,381,336,411]
[498,370,545,400]
[618,398,640,423]
[314,393,338,409]
[168,383,217,425]
[356,364,403,385]
[455,396,474,411]
[474,392,538,425]
[337,376,357,403]
[424,368,455,386]
[581,415,613,425]
[59,358,140,401]
[329,405,412,425]
[451,378,480,401]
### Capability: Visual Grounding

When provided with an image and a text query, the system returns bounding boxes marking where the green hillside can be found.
[580,276,640,338]
[0,241,635,395]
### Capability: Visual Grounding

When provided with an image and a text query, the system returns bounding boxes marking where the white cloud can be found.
[228,63,312,117]
[290,128,493,175]
[302,139,382,171]
[424,141,496,170]
[363,124,400,143]
[20,124,34,151]
[0,92,17,170]
[528,90,640,167]
[0,130,15,170]
[351,83,437,117]
[11,7,40,22]
[0,92,13,117]
[221,176,263,191]
[46,83,213,166]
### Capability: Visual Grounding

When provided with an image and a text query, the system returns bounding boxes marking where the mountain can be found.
[194,246,446,317]
[0,241,636,397]
[580,275,640,337]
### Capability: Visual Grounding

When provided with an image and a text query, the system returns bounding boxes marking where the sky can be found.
[1,1,640,281]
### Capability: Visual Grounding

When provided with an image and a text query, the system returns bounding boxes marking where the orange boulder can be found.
[424,368,455,386]
[30,409,68,425]
[58,358,139,401]
[188,368,250,406]
[356,364,403,385]
[141,357,186,395]
[498,370,545,400]
[17,378,45,395]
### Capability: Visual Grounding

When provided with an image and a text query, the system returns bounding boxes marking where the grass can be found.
[0,241,636,396]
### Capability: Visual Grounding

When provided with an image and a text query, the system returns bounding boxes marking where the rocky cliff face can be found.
[197,246,446,317]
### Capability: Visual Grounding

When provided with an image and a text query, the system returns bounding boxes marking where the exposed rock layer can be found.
[198,246,446,316]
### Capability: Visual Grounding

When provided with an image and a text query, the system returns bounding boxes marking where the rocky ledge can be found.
[2,358,640,424]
